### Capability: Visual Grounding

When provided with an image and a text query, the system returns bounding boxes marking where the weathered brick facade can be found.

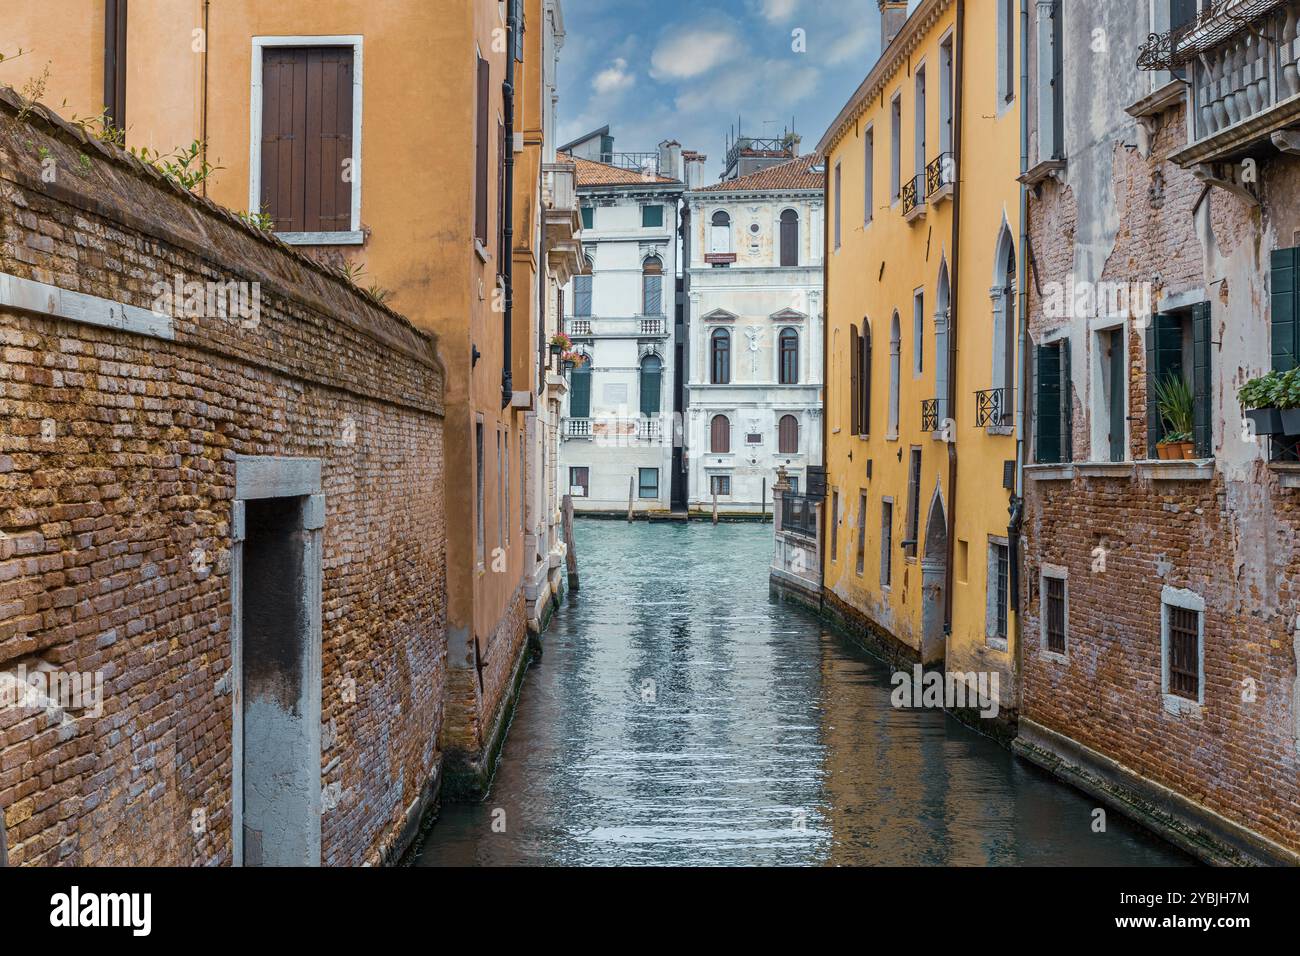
[0,90,448,865]
[1021,65,1300,863]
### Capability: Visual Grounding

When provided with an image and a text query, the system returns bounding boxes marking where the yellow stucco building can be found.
[818,0,1023,716]
[1,0,582,786]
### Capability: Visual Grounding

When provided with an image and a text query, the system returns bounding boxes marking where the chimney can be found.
[658,140,683,180]
[682,151,709,189]
[879,0,908,48]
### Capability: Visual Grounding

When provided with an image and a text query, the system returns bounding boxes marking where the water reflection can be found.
[417,521,1190,867]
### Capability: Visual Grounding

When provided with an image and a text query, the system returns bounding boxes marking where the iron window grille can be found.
[975,387,1008,427]
[1167,605,1201,701]
[1045,576,1066,654]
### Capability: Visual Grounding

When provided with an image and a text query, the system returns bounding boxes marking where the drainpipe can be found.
[201,0,210,198]
[819,156,830,591]
[943,0,965,638]
[1011,0,1031,701]
[501,5,518,408]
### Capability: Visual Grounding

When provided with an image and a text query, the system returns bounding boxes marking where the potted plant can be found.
[1239,369,1286,436]
[549,331,572,360]
[1154,374,1196,460]
[561,350,588,371]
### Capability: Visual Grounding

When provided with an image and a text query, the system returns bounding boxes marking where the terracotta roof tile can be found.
[693,154,824,193]
[563,155,678,187]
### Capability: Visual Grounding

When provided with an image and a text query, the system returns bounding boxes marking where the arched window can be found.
[779,328,799,384]
[642,256,663,316]
[888,312,901,438]
[991,226,1016,425]
[779,209,799,266]
[710,210,732,254]
[710,328,731,384]
[778,414,799,454]
[710,414,731,453]
[639,355,662,417]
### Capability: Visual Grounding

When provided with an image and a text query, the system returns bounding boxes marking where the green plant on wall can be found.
[1154,373,1194,443]
[1239,367,1300,410]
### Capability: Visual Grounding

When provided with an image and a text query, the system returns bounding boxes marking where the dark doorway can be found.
[241,495,318,866]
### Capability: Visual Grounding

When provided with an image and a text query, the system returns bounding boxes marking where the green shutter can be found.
[574,275,592,316]
[640,360,661,416]
[1061,337,1072,462]
[850,325,861,436]
[569,365,591,418]
[863,328,872,436]
[1146,313,1183,456]
[642,204,664,228]
[580,206,594,230]
[1192,302,1212,458]
[1273,247,1299,372]
[1035,342,1061,463]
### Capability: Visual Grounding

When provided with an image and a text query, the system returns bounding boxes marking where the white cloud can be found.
[650,26,742,80]
[675,58,818,114]
[592,58,635,96]
[758,0,799,22]
[825,25,873,65]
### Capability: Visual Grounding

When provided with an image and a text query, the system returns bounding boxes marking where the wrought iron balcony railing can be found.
[921,398,939,433]
[925,152,955,197]
[975,388,1008,428]
[901,174,924,218]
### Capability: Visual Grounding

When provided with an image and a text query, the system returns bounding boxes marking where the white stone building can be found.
[557,133,686,514]
[684,153,825,514]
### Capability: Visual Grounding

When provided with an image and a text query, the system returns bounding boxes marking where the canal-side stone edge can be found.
[1013,719,1299,867]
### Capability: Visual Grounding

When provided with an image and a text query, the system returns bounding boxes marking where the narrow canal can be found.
[417,520,1190,866]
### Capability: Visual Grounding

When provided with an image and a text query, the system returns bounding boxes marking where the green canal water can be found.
[416,520,1191,866]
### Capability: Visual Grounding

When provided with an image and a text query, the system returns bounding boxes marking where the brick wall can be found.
[1023,98,1300,856]
[0,90,448,865]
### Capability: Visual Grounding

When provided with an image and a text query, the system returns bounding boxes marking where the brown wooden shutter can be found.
[261,47,354,234]
[779,415,798,454]
[476,55,491,245]
[711,415,730,454]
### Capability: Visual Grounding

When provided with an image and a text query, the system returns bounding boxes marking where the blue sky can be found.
[555,0,922,176]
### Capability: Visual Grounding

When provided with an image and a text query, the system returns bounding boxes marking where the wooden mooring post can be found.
[627,475,635,522]
[562,494,579,591]
[712,491,719,525]
[761,477,767,522]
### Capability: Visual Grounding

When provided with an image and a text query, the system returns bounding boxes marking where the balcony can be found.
[779,493,819,540]
[561,416,666,445]
[543,162,584,284]
[564,315,668,339]
[975,388,1009,428]
[1138,0,1300,172]
[925,152,955,204]
[901,174,926,222]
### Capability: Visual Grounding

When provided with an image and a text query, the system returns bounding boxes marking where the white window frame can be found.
[879,496,894,589]
[1161,584,1205,716]
[863,123,875,226]
[890,92,902,202]
[912,287,925,377]
[249,35,365,246]
[984,536,1010,651]
[1038,563,1068,662]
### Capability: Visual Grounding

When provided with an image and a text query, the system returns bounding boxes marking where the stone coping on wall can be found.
[0,86,444,401]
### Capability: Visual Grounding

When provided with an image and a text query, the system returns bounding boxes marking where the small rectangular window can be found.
[904,448,921,557]
[580,205,594,230]
[638,468,659,499]
[642,204,663,228]
[864,127,875,225]
[890,94,902,201]
[710,475,732,496]
[993,543,1009,640]
[880,500,893,587]
[834,162,842,250]
[475,421,485,562]
[830,490,840,559]
[1045,575,1066,653]
[1166,604,1201,701]
[569,466,589,497]
[913,290,925,376]
[856,492,867,575]
[475,55,491,245]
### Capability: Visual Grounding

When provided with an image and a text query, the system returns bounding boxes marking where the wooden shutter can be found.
[1272,247,1299,372]
[850,325,861,435]
[1035,342,1061,463]
[861,325,873,436]
[260,47,354,234]
[1192,302,1213,458]
[1146,313,1183,455]
[574,275,592,316]
[779,415,799,454]
[640,359,661,417]
[1060,337,1072,461]
[475,55,490,244]
[569,366,591,418]
[644,274,662,315]
[1050,0,1063,159]
[780,211,798,266]
[711,415,730,453]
